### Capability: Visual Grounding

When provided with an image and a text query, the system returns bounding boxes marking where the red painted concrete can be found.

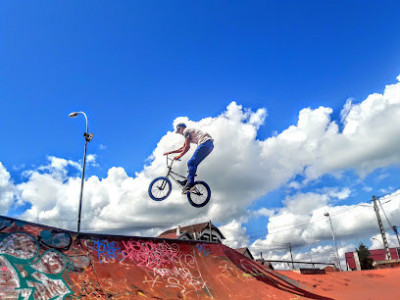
[0,215,399,299]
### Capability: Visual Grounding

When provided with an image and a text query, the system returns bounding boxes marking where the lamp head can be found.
[69,112,80,118]
[324,213,330,217]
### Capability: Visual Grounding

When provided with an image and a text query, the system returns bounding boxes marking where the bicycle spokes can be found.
[187,182,210,207]
[160,180,168,190]
[148,177,172,201]
[190,187,203,196]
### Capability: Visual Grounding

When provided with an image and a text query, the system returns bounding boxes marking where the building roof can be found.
[255,259,274,270]
[234,247,248,255]
[158,231,194,240]
[158,232,179,239]
[158,222,226,239]
[234,247,255,260]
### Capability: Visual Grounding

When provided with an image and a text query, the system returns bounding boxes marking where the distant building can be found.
[254,258,274,270]
[253,252,275,270]
[345,247,400,270]
[323,266,339,272]
[157,221,225,243]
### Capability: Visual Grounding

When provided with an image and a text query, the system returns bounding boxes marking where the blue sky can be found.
[2,1,400,267]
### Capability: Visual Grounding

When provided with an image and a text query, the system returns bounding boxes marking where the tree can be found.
[356,243,374,270]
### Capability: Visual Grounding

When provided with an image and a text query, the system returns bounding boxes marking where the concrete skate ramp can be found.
[0,215,399,299]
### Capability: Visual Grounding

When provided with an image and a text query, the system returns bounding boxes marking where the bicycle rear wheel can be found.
[148,177,172,201]
[187,181,211,208]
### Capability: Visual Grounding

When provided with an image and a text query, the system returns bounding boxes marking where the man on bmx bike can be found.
[164,123,214,193]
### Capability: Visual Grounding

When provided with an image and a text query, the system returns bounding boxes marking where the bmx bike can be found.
[148,155,211,208]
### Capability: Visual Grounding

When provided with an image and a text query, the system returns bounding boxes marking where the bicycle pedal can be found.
[182,186,196,194]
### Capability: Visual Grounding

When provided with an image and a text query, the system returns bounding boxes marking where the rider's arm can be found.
[164,146,184,156]
[174,137,191,160]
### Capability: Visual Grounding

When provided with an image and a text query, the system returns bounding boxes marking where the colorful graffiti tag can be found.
[0,231,73,299]
[92,238,122,263]
[196,243,211,257]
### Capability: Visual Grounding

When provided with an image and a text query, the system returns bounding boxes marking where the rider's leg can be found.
[187,140,214,185]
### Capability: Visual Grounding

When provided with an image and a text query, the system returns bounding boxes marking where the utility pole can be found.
[372,196,392,260]
[288,243,294,269]
[209,220,212,241]
[392,225,400,247]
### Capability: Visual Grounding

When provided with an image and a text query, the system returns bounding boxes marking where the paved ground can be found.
[0,215,399,299]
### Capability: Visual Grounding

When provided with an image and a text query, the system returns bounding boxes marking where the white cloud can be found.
[250,187,400,254]
[30,156,81,181]
[321,187,351,200]
[220,220,249,249]
[0,163,15,213]
[363,186,373,192]
[1,75,400,263]
[287,181,302,190]
[369,233,400,250]
[309,78,400,179]
[86,154,98,167]
[249,207,275,219]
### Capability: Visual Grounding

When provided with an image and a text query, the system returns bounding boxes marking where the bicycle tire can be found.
[148,177,172,201]
[187,181,211,208]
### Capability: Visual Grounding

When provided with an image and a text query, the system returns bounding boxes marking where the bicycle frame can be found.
[148,155,211,207]
[164,155,187,186]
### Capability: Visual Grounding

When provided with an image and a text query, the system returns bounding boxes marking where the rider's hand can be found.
[174,156,181,160]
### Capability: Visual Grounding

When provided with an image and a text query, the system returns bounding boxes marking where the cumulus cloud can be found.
[307,76,400,179]
[249,207,275,219]
[8,102,272,234]
[1,75,400,263]
[220,220,249,249]
[250,188,400,264]
[369,233,399,250]
[0,163,15,213]
[251,189,355,249]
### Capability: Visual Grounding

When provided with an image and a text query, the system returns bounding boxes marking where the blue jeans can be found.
[187,140,214,184]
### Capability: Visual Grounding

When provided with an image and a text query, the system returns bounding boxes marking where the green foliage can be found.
[356,242,374,270]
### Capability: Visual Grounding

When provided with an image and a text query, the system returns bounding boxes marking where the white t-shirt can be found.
[183,128,213,145]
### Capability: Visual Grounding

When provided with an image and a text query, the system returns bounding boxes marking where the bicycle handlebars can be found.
[166,155,181,166]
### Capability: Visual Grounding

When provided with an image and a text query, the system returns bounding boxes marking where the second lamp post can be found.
[324,212,342,271]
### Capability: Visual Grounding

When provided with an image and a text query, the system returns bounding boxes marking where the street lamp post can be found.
[324,212,342,271]
[308,240,319,269]
[69,112,94,233]
[371,237,384,249]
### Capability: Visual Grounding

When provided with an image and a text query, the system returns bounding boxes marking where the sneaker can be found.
[177,179,188,186]
[182,182,195,194]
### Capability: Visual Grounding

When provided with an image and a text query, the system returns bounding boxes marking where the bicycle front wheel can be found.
[148,177,172,201]
[187,181,211,208]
